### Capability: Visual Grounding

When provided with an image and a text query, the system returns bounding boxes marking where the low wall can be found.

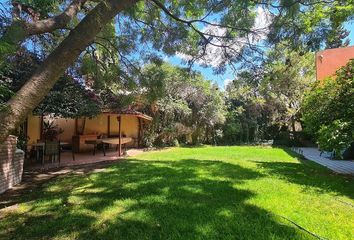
[0,135,24,194]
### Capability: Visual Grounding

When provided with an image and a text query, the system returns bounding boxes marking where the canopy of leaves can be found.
[34,75,101,118]
[3,0,352,77]
[269,0,354,51]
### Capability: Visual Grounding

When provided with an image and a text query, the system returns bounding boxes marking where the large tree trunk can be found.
[0,0,139,142]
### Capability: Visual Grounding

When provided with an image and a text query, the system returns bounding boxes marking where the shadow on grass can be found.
[255,148,354,200]
[1,159,307,240]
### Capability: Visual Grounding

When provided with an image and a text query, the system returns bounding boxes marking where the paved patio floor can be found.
[293,147,354,175]
[25,148,145,170]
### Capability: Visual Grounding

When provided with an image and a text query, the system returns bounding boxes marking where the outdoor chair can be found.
[43,141,60,165]
[60,144,75,161]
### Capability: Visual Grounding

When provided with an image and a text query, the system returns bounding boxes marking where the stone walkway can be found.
[292,147,354,175]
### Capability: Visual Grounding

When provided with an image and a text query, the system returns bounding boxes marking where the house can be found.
[25,109,152,153]
[316,45,354,80]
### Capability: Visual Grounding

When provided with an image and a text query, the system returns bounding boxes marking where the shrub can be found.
[302,59,354,158]
[317,120,353,158]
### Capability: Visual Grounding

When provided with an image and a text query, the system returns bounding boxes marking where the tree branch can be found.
[0,0,88,63]
[19,0,88,36]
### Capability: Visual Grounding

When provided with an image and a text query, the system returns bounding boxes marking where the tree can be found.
[268,0,354,50]
[0,0,353,142]
[223,43,315,144]
[139,62,225,146]
[262,42,315,133]
[223,72,268,144]
[325,25,350,49]
[0,0,88,63]
[0,0,138,141]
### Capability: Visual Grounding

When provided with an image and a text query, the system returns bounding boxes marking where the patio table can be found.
[101,137,132,156]
[84,137,132,156]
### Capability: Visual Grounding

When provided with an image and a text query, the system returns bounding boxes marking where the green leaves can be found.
[269,0,354,51]
[140,62,225,146]
[0,49,101,118]
[302,59,354,158]
[223,42,315,144]
[0,21,28,65]
[35,75,101,118]
[317,120,353,158]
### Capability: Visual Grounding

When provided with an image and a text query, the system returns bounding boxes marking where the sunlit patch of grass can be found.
[0,146,353,240]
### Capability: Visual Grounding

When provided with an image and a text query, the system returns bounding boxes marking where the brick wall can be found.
[0,135,24,194]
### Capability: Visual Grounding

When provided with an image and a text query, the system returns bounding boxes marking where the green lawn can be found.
[1,146,353,240]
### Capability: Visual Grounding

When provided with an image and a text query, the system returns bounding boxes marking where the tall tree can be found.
[262,42,315,132]
[140,62,225,146]
[223,43,315,144]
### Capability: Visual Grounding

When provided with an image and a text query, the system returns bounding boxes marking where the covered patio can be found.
[24,110,152,169]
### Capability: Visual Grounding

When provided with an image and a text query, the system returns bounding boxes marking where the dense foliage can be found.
[302,60,354,158]
[0,49,101,118]
[139,63,225,147]
[222,44,315,145]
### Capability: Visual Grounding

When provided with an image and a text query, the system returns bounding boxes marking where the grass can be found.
[0,146,353,240]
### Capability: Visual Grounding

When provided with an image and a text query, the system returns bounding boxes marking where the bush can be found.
[317,120,353,158]
[302,59,354,158]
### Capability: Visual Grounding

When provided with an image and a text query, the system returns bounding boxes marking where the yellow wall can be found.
[54,118,76,143]
[27,113,140,146]
[109,114,139,138]
[27,115,41,144]
[84,114,108,135]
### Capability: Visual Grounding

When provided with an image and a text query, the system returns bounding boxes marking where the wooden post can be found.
[138,118,141,148]
[118,116,122,156]
[81,117,86,135]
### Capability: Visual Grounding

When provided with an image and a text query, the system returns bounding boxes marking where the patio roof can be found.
[101,109,153,121]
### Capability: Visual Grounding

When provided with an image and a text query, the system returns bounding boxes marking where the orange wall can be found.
[316,46,354,80]
[83,114,139,139]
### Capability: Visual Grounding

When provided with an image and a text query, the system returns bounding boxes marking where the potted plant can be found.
[42,120,64,141]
